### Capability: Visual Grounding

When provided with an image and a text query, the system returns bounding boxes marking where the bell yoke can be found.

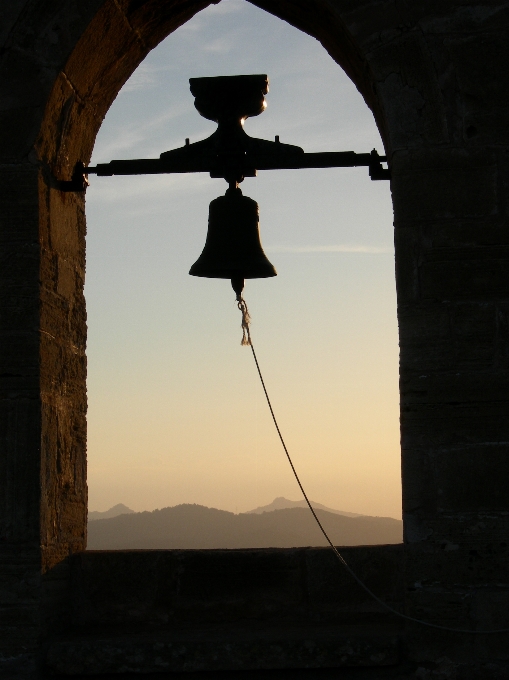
[187,75,279,293]
[76,74,390,294]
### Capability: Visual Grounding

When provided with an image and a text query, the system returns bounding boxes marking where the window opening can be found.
[85,0,399,549]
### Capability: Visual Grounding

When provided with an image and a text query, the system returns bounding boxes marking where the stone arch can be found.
[3,0,395,569]
[2,1,509,676]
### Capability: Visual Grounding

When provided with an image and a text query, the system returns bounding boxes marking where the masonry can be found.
[1,1,509,678]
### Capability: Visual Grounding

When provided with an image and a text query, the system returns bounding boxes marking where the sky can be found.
[85,0,401,519]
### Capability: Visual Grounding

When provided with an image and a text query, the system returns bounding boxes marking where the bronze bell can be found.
[189,187,277,292]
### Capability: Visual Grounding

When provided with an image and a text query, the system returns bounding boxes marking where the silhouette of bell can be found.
[189,187,277,283]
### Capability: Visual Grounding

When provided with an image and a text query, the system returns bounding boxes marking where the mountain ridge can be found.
[245,496,364,518]
[88,503,135,521]
[89,497,371,521]
[87,503,402,550]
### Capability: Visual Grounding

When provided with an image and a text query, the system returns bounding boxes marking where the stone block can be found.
[446,34,509,145]
[403,511,435,544]
[394,226,420,303]
[0,167,40,355]
[380,222,509,308]
[423,219,509,248]
[0,333,40,384]
[35,73,99,174]
[340,0,402,51]
[71,547,404,632]
[400,401,509,448]
[405,520,509,584]
[64,0,147,116]
[175,549,307,623]
[305,545,404,622]
[72,549,308,629]
[0,398,42,544]
[2,0,104,70]
[400,370,509,406]
[72,550,180,628]
[0,546,40,671]
[0,164,39,231]
[0,45,54,112]
[495,302,509,370]
[0,163,39,250]
[370,33,448,148]
[418,2,509,35]
[0,2,25,49]
[47,188,86,258]
[0,107,44,162]
[0,623,39,659]
[419,256,509,302]
[401,448,437,517]
[398,301,497,371]
[471,589,509,660]
[436,445,509,512]
[0,604,40,628]
[47,627,400,675]
[47,547,405,675]
[0,548,40,603]
[405,586,474,632]
[0,52,54,160]
[392,149,498,222]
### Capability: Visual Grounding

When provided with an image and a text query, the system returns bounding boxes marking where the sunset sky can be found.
[85,0,400,518]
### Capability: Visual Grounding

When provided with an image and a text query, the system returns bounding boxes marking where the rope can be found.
[236,295,251,346]
[235,292,509,635]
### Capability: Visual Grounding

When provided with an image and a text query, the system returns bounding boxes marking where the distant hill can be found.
[88,503,135,521]
[246,496,364,518]
[87,504,402,550]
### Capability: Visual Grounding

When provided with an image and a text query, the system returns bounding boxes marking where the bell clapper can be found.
[231,277,244,297]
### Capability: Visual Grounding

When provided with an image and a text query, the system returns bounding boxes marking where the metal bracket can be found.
[58,161,90,192]
[75,75,390,188]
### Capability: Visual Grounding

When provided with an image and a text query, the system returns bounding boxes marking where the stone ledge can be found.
[46,626,400,675]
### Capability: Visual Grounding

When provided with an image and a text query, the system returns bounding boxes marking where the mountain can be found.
[246,496,364,518]
[87,504,402,550]
[88,503,135,521]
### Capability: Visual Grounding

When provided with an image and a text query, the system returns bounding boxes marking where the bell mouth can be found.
[189,266,277,279]
[189,187,277,281]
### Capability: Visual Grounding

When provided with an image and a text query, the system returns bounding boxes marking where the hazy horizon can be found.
[87,503,403,550]
[85,0,401,518]
[88,496,391,518]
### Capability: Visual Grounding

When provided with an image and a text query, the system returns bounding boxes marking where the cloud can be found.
[122,63,158,93]
[86,172,212,205]
[202,36,236,53]
[265,245,393,254]
[91,102,198,162]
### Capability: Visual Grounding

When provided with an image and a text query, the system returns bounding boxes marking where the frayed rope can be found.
[236,294,251,346]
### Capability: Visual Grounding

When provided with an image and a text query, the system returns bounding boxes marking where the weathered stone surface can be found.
[398,302,497,371]
[392,149,498,222]
[403,445,509,524]
[47,628,400,675]
[45,547,403,675]
[2,0,509,676]
[371,33,449,149]
[70,547,404,631]
[446,33,509,145]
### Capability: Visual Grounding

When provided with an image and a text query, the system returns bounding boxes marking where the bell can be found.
[189,187,277,289]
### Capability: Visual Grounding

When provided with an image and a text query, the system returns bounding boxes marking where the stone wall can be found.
[1,0,509,677]
[47,546,404,675]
